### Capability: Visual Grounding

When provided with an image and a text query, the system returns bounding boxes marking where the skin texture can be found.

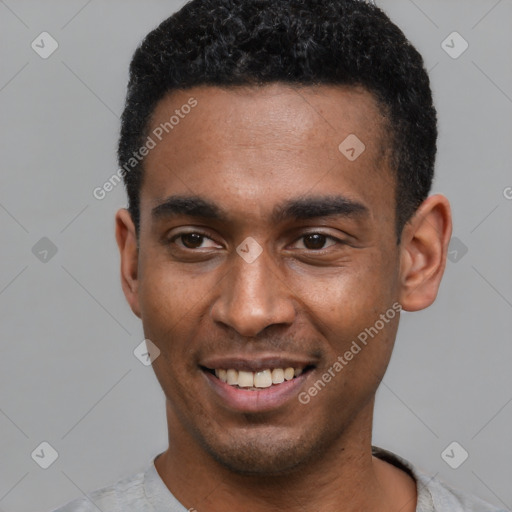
[115,84,452,512]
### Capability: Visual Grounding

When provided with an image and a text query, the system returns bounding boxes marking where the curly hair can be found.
[118,0,437,238]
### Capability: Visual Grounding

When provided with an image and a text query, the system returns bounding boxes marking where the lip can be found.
[202,366,314,413]
[200,354,316,373]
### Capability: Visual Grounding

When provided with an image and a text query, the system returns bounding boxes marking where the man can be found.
[52,0,506,510]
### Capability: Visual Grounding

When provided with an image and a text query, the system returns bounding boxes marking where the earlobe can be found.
[115,208,142,318]
[398,195,452,312]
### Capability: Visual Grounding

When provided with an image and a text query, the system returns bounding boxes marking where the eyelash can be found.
[166,231,344,251]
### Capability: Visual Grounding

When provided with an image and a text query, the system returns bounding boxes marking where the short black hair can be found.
[118,0,437,239]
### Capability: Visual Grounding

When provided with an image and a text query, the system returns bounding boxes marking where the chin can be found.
[198,425,332,476]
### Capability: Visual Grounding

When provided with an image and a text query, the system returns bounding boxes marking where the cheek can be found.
[295,257,400,370]
[136,257,224,372]
[138,254,210,320]
[137,270,202,400]
[137,264,191,354]
[298,260,396,322]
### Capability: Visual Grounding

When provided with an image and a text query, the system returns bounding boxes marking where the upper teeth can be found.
[214,367,303,388]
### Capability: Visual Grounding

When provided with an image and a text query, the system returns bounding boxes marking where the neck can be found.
[154,399,416,512]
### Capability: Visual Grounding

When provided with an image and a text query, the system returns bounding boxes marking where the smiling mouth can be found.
[202,365,315,390]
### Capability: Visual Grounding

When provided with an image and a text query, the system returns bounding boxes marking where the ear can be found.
[398,194,452,311]
[115,208,141,318]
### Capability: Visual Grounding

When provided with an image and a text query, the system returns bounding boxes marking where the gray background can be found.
[0,0,511,511]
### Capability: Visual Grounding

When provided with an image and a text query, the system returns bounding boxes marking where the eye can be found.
[169,232,221,249]
[293,233,339,250]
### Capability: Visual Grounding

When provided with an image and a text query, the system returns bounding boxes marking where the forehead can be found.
[140,83,394,226]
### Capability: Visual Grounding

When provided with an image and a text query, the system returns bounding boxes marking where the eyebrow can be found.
[151,194,369,223]
[272,195,368,223]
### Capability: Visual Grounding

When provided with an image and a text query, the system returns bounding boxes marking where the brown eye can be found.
[303,234,328,250]
[292,233,339,251]
[168,232,221,250]
[180,233,205,248]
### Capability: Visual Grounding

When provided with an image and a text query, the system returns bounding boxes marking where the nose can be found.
[210,246,296,337]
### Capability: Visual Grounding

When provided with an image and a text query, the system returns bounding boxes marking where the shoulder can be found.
[416,471,509,512]
[48,467,147,512]
[372,446,508,512]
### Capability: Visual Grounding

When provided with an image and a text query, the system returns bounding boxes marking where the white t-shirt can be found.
[49,446,508,512]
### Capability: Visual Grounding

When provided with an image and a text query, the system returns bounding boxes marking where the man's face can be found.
[133,84,402,474]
